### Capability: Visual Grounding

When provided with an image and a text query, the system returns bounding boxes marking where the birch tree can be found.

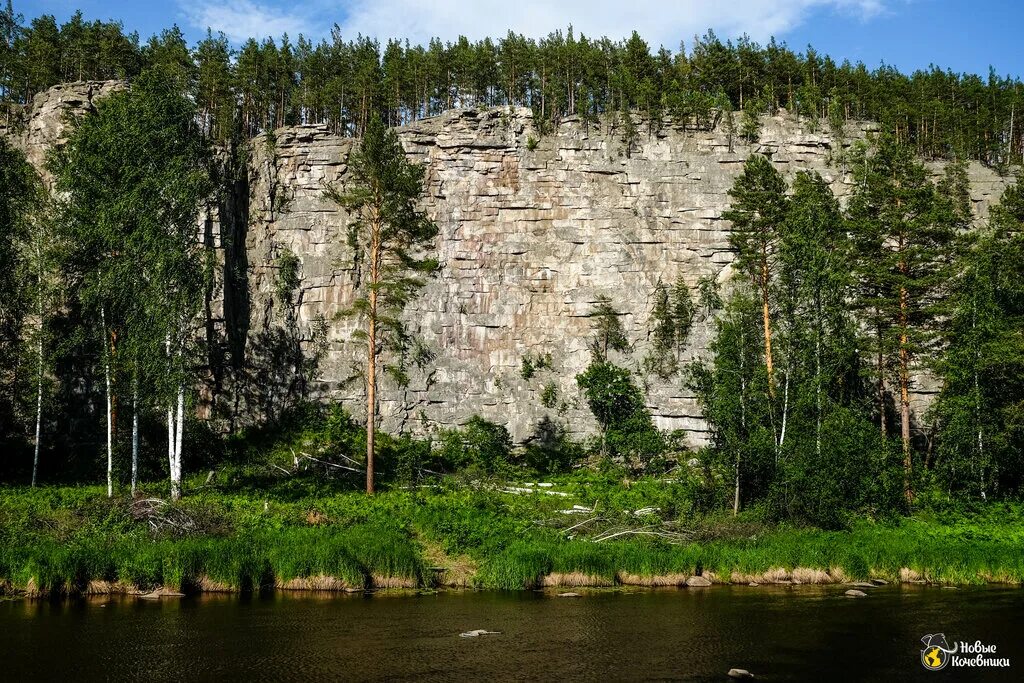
[0,138,42,475]
[932,175,1024,498]
[52,66,211,499]
[325,115,437,495]
[777,171,849,458]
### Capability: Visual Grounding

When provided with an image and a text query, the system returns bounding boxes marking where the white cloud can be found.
[181,0,314,42]
[334,0,886,48]
[181,0,886,47]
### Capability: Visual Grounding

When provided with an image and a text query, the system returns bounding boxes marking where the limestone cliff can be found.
[8,82,1015,447]
[241,107,1010,445]
[4,80,124,188]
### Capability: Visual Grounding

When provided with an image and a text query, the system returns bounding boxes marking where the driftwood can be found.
[301,453,363,473]
[130,498,196,535]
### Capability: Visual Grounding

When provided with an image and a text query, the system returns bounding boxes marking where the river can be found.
[2,585,1021,681]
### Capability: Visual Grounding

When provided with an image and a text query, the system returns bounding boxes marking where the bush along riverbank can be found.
[2,475,1023,598]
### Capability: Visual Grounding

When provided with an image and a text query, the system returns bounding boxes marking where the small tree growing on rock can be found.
[589,295,629,362]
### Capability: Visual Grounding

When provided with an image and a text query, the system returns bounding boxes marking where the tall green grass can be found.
[2,484,1023,594]
[0,525,422,594]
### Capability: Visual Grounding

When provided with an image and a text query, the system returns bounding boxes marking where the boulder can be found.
[845,589,867,597]
[686,575,712,587]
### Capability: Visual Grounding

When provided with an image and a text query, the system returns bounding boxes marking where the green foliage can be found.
[643,283,677,379]
[576,361,645,436]
[930,177,1024,498]
[539,381,559,409]
[620,106,639,158]
[827,87,847,167]
[723,154,789,296]
[848,137,961,499]
[697,275,723,315]
[436,416,513,475]
[0,138,42,454]
[324,114,437,491]
[522,417,581,474]
[671,277,695,350]
[3,481,1024,594]
[274,247,301,305]
[576,360,663,467]
[588,295,629,361]
[2,16,1023,166]
[520,351,552,380]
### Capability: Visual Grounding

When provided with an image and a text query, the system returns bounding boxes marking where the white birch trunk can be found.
[172,381,184,501]
[32,331,43,487]
[131,372,139,496]
[166,333,177,499]
[102,306,113,498]
[778,368,790,453]
[32,247,43,486]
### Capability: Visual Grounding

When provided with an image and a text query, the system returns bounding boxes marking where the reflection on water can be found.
[2,586,1022,681]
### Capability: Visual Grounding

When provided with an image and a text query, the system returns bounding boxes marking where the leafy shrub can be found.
[539,381,558,408]
[522,417,582,474]
[436,416,513,474]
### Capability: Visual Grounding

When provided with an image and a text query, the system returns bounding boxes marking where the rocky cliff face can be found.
[4,80,124,188]
[242,107,1010,446]
[8,82,1015,447]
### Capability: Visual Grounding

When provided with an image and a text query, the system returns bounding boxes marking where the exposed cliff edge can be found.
[7,81,1015,446]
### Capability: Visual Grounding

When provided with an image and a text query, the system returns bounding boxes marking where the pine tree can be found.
[644,282,676,379]
[324,115,437,494]
[671,276,695,359]
[723,154,789,397]
[848,138,959,503]
[588,295,629,361]
[740,97,762,142]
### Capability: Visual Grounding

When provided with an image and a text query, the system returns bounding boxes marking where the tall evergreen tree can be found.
[324,115,437,494]
[644,282,676,379]
[723,154,789,398]
[847,138,959,503]
[588,294,629,361]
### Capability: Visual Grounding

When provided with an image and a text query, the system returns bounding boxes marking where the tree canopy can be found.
[0,11,1021,166]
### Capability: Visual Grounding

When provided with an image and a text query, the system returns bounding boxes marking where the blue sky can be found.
[11,1,1023,79]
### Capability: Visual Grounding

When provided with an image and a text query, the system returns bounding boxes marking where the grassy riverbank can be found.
[2,472,1023,596]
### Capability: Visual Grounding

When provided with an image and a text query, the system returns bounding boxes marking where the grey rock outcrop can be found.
[7,82,1016,447]
[243,107,1010,445]
[7,80,124,188]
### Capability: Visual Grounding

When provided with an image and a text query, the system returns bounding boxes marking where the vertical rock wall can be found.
[242,107,1011,445]
[7,83,1015,446]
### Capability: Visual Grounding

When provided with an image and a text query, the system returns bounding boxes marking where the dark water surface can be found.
[2,586,1022,681]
